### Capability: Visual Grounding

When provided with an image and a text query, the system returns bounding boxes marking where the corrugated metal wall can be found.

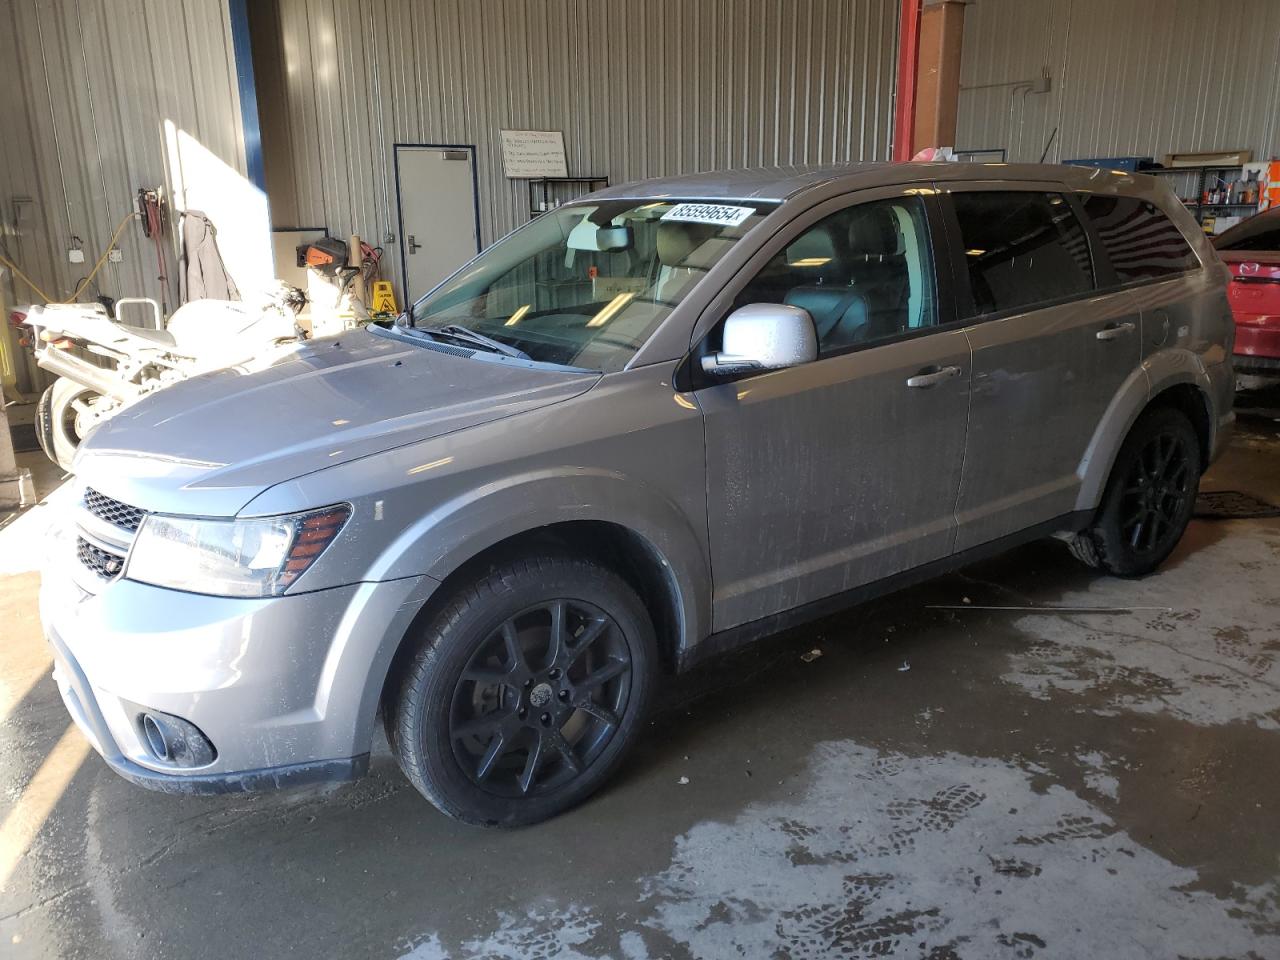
[253,0,902,299]
[0,0,247,314]
[956,0,1280,164]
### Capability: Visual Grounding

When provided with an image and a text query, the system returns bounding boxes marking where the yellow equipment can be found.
[371,281,398,314]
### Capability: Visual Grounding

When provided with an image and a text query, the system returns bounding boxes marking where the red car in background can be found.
[1215,209,1280,379]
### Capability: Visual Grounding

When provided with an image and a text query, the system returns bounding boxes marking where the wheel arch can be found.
[395,518,688,677]
[1146,382,1212,469]
[1075,357,1214,513]
[374,518,691,749]
[369,481,710,748]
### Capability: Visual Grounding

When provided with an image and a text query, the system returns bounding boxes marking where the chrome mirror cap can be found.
[702,303,818,376]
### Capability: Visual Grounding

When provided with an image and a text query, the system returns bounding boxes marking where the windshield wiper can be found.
[419,324,532,360]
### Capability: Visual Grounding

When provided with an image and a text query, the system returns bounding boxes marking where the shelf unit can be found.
[527,176,609,219]
[1147,165,1261,226]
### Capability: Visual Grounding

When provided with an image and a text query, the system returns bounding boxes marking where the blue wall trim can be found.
[228,0,266,193]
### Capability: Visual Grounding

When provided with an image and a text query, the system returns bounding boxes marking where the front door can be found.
[396,145,481,300]
[695,192,971,631]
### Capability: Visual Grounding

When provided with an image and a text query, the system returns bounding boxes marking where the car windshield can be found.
[409,198,777,370]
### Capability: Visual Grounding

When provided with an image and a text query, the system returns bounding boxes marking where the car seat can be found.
[655,221,719,303]
[846,206,910,339]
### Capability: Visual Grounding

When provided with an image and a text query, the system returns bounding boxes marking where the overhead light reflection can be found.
[587,292,635,328]
[504,304,531,327]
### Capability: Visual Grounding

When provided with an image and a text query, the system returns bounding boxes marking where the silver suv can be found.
[42,163,1234,825]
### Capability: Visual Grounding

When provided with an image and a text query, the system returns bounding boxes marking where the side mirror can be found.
[701,303,818,376]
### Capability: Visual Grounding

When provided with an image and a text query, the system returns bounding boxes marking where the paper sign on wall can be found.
[500,130,569,179]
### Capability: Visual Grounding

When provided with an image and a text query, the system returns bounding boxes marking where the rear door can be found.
[941,184,1140,551]
[694,188,971,631]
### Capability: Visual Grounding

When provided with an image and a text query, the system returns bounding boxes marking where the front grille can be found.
[84,487,146,533]
[77,536,125,580]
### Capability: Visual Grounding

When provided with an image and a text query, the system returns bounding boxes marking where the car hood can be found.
[77,328,599,516]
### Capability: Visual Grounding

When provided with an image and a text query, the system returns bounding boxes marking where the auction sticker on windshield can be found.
[661,203,755,227]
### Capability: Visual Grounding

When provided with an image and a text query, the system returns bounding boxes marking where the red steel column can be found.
[914,0,968,151]
[893,0,924,161]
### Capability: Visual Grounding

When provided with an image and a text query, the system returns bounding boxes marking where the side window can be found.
[1077,193,1201,283]
[950,191,1094,317]
[733,196,938,355]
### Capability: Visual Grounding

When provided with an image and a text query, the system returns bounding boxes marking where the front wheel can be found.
[387,555,657,826]
[1071,406,1201,577]
[36,377,102,473]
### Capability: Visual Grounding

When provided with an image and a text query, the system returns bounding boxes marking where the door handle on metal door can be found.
[1096,321,1135,341]
[906,365,961,388]
[407,235,421,254]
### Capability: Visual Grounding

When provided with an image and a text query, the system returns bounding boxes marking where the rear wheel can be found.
[36,377,101,473]
[1071,406,1201,577]
[388,554,656,826]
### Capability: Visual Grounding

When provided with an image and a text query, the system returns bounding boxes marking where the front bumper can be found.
[40,562,435,794]
[46,625,368,794]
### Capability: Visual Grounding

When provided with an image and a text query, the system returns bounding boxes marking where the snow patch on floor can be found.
[1003,525,1280,729]
[399,743,1279,959]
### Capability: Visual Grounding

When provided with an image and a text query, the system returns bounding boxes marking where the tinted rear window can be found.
[950,192,1094,317]
[1077,194,1200,282]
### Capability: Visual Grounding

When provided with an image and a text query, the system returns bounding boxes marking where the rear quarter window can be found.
[1077,193,1200,283]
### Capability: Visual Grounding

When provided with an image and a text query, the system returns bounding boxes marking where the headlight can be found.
[126,505,350,598]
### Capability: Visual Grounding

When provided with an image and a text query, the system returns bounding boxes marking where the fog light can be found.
[137,710,216,768]
[141,714,169,761]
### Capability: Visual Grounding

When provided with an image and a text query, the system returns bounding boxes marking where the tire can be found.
[387,554,657,826]
[36,377,100,473]
[1071,406,1201,577]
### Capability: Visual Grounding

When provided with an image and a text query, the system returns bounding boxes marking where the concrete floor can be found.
[2,393,1279,960]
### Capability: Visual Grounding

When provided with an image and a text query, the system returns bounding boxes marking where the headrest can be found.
[787,226,836,264]
[847,207,901,255]
[657,221,716,267]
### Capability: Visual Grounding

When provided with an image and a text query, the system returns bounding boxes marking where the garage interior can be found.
[2,1,1279,957]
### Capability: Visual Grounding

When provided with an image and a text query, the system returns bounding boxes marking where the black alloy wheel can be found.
[449,599,632,798]
[388,554,656,826]
[1071,406,1201,577]
[1117,430,1193,555]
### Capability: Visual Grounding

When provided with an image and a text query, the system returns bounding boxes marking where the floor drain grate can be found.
[1194,490,1280,520]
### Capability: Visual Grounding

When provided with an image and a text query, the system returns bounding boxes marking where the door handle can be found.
[906,365,961,388]
[407,235,421,254]
[1096,321,1135,341]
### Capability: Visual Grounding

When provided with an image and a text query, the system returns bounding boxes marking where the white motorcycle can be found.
[21,285,307,471]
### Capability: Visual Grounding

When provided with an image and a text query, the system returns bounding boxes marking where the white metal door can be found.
[396,146,480,300]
